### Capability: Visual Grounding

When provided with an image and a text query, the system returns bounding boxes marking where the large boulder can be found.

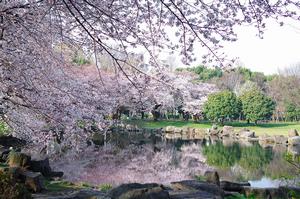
[273,135,288,145]
[171,180,224,198]
[238,129,255,139]
[0,146,10,162]
[29,157,63,178]
[108,183,170,199]
[288,129,299,137]
[244,187,288,199]
[29,158,52,177]
[222,126,235,137]
[165,126,175,133]
[0,136,26,148]
[32,189,106,199]
[288,136,300,146]
[22,171,44,193]
[174,127,182,134]
[220,181,250,193]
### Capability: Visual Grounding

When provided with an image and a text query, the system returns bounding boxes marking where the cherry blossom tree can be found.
[1,0,300,149]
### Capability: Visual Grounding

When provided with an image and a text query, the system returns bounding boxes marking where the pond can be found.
[53,130,300,187]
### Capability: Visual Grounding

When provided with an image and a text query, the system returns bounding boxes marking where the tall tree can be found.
[1,0,300,147]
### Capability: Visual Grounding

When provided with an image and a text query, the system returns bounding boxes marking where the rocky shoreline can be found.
[162,125,300,147]
[1,133,300,199]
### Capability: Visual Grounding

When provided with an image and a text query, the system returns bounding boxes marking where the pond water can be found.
[54,130,300,187]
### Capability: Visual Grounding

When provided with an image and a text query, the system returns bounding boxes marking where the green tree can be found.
[284,102,300,121]
[203,91,241,124]
[239,89,275,124]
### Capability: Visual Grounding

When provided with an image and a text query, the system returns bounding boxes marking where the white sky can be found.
[139,18,300,75]
[223,19,300,75]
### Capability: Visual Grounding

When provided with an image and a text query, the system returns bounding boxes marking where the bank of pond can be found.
[1,125,300,198]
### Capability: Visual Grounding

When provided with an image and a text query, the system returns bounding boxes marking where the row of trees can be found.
[203,90,275,124]
[180,65,300,122]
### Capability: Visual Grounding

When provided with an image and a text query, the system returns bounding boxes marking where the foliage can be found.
[225,194,256,199]
[203,91,241,123]
[2,0,300,149]
[203,142,273,171]
[72,53,90,66]
[177,65,223,81]
[284,102,300,121]
[284,152,300,172]
[239,143,273,171]
[239,89,275,124]
[98,183,113,192]
[0,171,32,199]
[0,120,10,136]
[203,142,241,168]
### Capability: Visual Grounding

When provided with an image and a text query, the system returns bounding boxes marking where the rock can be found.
[288,136,300,146]
[49,171,64,178]
[174,127,182,134]
[209,129,220,136]
[32,189,107,199]
[212,124,218,130]
[171,180,224,198]
[108,183,170,199]
[92,133,105,146]
[244,187,288,199]
[288,145,300,156]
[21,171,44,193]
[238,129,255,139]
[220,181,250,193]
[273,135,288,145]
[204,171,220,186]
[169,190,219,199]
[7,151,31,168]
[29,158,52,177]
[259,134,275,144]
[194,128,206,137]
[222,126,234,137]
[0,146,10,162]
[165,126,175,133]
[0,136,26,148]
[288,129,299,137]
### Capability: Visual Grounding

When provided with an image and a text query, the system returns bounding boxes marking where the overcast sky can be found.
[223,19,300,75]
[140,18,300,75]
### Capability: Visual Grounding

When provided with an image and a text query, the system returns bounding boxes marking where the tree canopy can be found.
[239,89,275,124]
[203,91,241,123]
[1,0,300,147]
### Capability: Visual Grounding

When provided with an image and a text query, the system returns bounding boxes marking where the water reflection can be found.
[58,130,300,186]
[202,139,299,185]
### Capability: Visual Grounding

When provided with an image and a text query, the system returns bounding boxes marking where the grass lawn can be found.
[126,120,300,136]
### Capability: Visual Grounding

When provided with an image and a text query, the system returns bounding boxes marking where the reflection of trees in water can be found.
[264,152,298,180]
[203,142,241,168]
[239,144,273,171]
[203,141,275,180]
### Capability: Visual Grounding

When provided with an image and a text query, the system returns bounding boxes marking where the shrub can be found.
[203,91,241,124]
[0,121,10,136]
[98,183,112,192]
[0,171,32,199]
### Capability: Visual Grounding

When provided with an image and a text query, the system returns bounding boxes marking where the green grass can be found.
[44,180,113,192]
[126,120,300,136]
